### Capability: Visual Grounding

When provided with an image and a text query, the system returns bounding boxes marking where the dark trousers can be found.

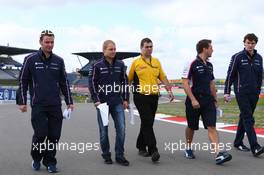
[31,106,63,166]
[234,93,260,152]
[134,93,159,154]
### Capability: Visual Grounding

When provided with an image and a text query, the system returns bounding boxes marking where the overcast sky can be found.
[0,0,263,79]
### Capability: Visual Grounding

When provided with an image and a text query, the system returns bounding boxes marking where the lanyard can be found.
[142,57,158,69]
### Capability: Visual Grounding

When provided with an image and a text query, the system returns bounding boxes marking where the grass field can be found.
[157,97,264,128]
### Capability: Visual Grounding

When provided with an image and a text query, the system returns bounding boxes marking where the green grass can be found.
[157,98,264,128]
[72,94,89,103]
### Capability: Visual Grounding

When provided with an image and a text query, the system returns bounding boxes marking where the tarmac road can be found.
[0,103,263,175]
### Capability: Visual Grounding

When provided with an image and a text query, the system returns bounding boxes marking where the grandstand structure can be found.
[70,52,140,94]
[73,52,140,76]
[0,46,37,85]
[66,71,89,94]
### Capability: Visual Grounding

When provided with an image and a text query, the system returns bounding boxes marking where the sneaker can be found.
[184,149,195,159]
[104,158,113,164]
[116,157,129,166]
[151,151,160,162]
[31,160,41,171]
[138,150,151,157]
[234,144,250,152]
[215,151,232,165]
[253,146,264,157]
[47,165,58,173]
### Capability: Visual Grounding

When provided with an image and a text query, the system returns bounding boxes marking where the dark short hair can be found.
[140,38,152,48]
[40,30,54,41]
[243,33,258,43]
[196,39,212,54]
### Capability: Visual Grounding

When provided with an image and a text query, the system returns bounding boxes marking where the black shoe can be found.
[31,160,41,171]
[116,157,129,166]
[46,165,58,173]
[138,150,151,157]
[104,158,113,164]
[215,151,232,165]
[234,144,250,152]
[151,151,160,162]
[184,149,196,159]
[253,146,264,157]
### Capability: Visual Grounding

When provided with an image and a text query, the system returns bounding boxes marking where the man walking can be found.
[182,39,232,165]
[88,40,130,166]
[224,33,264,156]
[128,38,174,162]
[17,30,74,173]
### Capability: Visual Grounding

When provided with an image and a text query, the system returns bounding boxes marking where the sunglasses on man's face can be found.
[40,30,54,37]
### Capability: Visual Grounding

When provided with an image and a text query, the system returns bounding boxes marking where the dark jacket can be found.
[224,49,263,95]
[17,49,73,106]
[88,57,129,106]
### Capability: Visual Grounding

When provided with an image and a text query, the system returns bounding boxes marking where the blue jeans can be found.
[97,103,126,159]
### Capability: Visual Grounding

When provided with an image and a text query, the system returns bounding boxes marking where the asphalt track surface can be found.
[0,103,263,175]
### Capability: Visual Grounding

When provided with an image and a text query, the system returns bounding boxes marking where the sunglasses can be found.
[40,30,54,37]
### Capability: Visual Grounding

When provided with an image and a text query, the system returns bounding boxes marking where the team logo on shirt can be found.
[196,66,203,69]
[138,66,147,70]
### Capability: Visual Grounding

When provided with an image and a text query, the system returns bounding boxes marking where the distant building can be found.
[0,45,36,86]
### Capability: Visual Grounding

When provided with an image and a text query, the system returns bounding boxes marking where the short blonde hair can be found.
[102,40,115,50]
